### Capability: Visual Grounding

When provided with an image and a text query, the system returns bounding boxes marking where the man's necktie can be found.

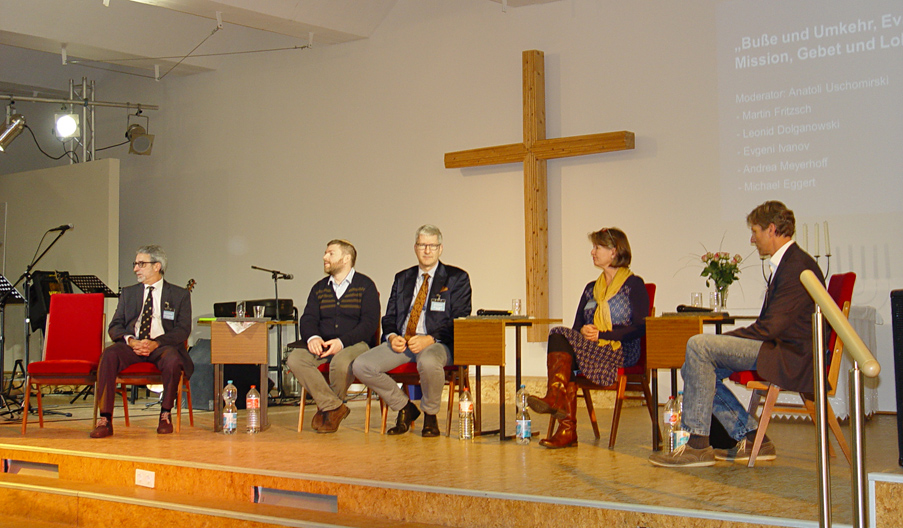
[138,286,154,340]
[404,274,430,339]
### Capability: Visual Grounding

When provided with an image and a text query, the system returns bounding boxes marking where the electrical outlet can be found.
[135,469,155,488]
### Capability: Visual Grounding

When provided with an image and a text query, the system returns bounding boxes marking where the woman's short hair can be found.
[588,227,631,268]
[136,244,167,274]
[746,200,795,237]
[327,239,357,267]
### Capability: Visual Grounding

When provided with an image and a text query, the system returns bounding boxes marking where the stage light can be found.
[0,114,26,152]
[125,123,154,155]
[54,112,80,138]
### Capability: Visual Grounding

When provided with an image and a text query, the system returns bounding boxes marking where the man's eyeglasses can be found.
[133,261,157,268]
[415,243,441,251]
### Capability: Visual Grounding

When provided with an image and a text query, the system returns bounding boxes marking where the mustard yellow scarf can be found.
[592,267,633,350]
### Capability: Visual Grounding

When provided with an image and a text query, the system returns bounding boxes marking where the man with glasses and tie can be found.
[353,225,472,437]
[90,245,192,438]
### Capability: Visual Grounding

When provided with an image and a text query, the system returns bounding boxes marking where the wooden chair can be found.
[376,363,470,436]
[728,272,856,467]
[22,293,106,434]
[548,283,658,448]
[113,361,194,432]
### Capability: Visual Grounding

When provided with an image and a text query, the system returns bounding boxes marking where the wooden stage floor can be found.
[1,392,900,527]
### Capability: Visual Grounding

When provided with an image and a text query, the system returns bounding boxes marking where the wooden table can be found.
[645,313,754,450]
[453,317,561,440]
[210,319,272,432]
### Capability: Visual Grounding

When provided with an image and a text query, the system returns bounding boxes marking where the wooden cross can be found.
[445,50,634,341]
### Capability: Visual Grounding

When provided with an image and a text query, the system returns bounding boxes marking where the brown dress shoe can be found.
[311,409,325,431]
[421,413,440,437]
[387,401,421,435]
[526,352,572,420]
[90,417,113,438]
[157,411,174,434]
[317,404,349,434]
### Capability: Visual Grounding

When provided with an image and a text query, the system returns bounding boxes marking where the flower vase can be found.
[714,286,728,312]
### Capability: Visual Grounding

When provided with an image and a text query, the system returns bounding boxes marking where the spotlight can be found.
[126,124,154,155]
[54,112,80,138]
[0,114,26,152]
[125,109,154,155]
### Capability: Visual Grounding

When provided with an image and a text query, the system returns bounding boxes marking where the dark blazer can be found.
[726,242,824,393]
[108,280,194,377]
[381,261,472,353]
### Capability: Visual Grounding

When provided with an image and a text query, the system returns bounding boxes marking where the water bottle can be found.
[515,385,531,445]
[458,387,474,440]
[663,395,678,452]
[246,384,260,434]
[222,380,238,435]
[672,390,688,451]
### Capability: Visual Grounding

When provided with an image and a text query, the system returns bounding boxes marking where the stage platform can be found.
[0,391,900,528]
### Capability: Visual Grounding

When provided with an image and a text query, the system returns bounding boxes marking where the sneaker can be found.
[713,438,777,462]
[648,444,715,467]
[156,412,174,434]
[90,417,113,438]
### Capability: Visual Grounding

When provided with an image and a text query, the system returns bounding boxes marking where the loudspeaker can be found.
[188,339,214,411]
[891,290,903,466]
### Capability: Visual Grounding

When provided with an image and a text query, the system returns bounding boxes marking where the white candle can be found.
[802,223,808,253]
[814,222,820,255]
[824,221,830,255]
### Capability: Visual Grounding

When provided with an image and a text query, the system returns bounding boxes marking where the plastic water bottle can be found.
[458,387,474,440]
[515,385,531,445]
[222,380,238,435]
[246,385,260,434]
[664,395,678,452]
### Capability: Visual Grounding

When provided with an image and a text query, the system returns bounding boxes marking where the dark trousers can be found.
[96,342,186,415]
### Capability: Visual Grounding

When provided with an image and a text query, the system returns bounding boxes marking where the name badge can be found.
[585,300,597,310]
[163,310,176,321]
[430,298,446,312]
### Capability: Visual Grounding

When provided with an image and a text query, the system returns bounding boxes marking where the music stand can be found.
[68,275,118,297]
[0,275,24,419]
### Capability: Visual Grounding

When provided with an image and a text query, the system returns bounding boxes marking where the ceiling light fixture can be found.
[125,109,154,155]
[0,114,26,152]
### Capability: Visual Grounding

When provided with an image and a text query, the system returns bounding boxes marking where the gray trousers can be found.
[352,341,451,415]
[285,341,370,412]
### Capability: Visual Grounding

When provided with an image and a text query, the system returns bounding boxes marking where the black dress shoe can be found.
[421,413,440,437]
[387,401,421,435]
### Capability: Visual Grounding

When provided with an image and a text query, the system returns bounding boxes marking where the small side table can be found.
[211,319,270,431]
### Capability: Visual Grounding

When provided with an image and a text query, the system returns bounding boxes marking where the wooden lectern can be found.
[211,320,270,431]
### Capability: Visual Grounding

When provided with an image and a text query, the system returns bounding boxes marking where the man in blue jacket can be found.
[353,225,472,437]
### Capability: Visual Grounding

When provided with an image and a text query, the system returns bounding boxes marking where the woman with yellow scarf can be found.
[527,228,649,449]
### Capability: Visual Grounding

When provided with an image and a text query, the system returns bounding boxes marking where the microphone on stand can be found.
[281,274,293,280]
[48,223,74,232]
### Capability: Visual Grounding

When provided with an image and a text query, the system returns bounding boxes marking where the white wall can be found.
[1,0,900,410]
[0,159,120,364]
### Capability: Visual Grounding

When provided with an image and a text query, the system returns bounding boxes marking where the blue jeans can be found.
[681,334,761,441]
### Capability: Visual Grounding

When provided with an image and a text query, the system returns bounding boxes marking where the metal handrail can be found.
[799,269,881,528]
[800,270,880,377]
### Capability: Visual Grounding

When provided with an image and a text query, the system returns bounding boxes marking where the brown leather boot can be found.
[539,381,578,449]
[526,352,572,420]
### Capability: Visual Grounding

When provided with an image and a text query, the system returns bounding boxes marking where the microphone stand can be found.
[251,265,292,402]
[5,229,72,418]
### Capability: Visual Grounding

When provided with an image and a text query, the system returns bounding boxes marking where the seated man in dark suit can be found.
[90,245,192,438]
[650,201,824,467]
[353,225,472,437]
